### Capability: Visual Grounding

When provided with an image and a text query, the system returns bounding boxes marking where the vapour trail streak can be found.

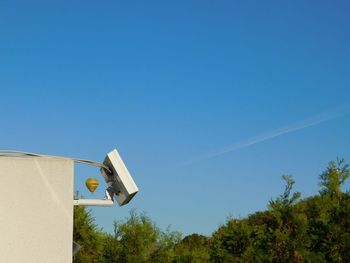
[182,107,349,166]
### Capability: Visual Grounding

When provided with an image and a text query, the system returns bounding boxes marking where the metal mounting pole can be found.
[73,190,114,206]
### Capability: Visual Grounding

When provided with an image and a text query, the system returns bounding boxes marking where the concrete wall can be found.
[0,157,74,263]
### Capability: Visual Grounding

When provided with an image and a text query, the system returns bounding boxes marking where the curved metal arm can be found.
[0,150,112,174]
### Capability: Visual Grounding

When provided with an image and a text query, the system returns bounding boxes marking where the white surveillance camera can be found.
[100,149,139,206]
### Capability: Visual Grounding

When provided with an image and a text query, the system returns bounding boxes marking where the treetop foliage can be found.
[319,157,350,197]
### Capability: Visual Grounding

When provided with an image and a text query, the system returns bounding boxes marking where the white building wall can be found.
[0,157,74,263]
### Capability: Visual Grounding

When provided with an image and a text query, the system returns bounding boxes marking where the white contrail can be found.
[181,106,349,166]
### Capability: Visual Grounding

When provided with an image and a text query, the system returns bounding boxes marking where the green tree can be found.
[150,227,182,263]
[314,158,350,262]
[269,175,301,209]
[99,232,121,263]
[319,158,349,197]
[210,219,252,262]
[113,209,159,263]
[173,233,210,263]
[73,206,103,263]
[210,175,308,262]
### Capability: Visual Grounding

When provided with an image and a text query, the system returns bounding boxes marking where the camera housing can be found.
[100,149,138,206]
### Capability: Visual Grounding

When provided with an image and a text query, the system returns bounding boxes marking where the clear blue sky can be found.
[1,1,350,236]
